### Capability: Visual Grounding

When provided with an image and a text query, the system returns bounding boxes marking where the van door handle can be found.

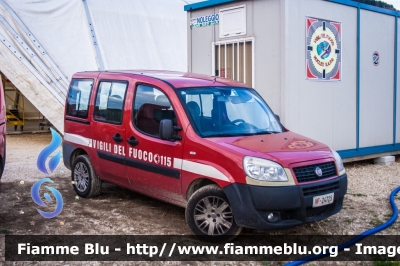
[112,133,123,143]
[127,136,139,146]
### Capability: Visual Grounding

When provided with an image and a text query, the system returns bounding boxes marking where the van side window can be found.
[132,84,177,137]
[93,81,128,124]
[66,79,93,118]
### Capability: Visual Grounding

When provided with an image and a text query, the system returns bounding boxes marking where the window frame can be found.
[212,37,255,87]
[131,83,178,139]
[66,78,94,119]
[92,79,129,125]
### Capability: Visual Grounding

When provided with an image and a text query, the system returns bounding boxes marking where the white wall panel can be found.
[252,0,282,117]
[359,10,395,147]
[189,7,215,75]
[284,0,357,150]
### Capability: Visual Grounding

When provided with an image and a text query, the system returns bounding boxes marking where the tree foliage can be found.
[353,0,398,11]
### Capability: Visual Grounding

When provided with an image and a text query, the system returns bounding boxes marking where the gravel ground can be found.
[0,133,399,266]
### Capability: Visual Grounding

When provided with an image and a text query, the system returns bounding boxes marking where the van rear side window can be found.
[93,81,128,124]
[66,79,93,118]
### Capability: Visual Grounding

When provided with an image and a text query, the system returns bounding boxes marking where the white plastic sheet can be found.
[0,0,196,132]
[2,0,98,80]
[86,0,192,71]
[3,0,196,78]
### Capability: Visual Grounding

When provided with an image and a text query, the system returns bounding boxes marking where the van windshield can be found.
[178,87,283,137]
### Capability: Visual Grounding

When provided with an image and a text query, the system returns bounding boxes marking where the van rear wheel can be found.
[185,184,242,242]
[0,142,5,179]
[71,155,101,198]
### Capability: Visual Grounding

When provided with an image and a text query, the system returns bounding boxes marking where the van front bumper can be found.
[223,174,347,230]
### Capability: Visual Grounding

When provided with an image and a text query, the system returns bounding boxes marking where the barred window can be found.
[213,38,254,87]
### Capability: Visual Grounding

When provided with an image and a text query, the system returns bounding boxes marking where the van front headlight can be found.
[331,149,346,175]
[243,156,288,182]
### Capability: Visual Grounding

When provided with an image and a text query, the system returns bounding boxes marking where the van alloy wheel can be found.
[186,184,242,242]
[194,196,233,235]
[74,162,89,192]
[71,155,101,198]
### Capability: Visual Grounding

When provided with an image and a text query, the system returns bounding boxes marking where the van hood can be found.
[206,131,333,166]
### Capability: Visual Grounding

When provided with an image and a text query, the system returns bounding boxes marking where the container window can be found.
[66,79,93,119]
[219,5,246,38]
[213,38,254,87]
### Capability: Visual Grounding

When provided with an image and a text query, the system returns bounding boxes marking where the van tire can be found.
[0,142,5,179]
[185,184,242,242]
[71,155,101,198]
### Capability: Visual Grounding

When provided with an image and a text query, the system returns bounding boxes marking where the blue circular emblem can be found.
[317,41,331,60]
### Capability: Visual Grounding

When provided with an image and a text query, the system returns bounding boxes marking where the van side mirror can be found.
[275,114,280,122]
[160,119,174,140]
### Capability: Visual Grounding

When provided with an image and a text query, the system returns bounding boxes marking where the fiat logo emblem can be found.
[315,167,323,177]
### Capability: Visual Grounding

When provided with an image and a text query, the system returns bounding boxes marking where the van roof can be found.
[75,70,251,89]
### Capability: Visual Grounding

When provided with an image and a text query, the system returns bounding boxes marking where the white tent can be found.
[0,0,195,132]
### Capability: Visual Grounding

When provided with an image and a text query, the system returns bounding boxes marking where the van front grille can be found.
[293,162,337,183]
[302,181,339,196]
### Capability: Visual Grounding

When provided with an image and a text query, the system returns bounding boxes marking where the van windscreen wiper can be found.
[252,131,281,135]
[205,133,242,137]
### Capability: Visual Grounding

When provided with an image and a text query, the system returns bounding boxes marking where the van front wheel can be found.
[71,155,101,198]
[186,184,242,242]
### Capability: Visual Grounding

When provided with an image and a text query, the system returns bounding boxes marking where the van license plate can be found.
[312,192,334,208]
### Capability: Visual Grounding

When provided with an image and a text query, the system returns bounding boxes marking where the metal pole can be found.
[82,0,105,70]
[356,7,361,150]
[393,16,398,145]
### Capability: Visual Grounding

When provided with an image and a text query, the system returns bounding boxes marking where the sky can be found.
[383,0,400,10]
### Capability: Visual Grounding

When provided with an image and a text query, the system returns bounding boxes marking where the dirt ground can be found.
[0,133,399,266]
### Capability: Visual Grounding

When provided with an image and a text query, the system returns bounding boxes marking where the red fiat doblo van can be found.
[63,70,347,240]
